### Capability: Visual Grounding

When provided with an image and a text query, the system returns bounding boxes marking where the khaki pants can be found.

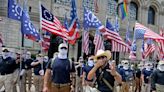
[141,83,151,92]
[33,75,43,92]
[122,82,130,92]
[0,73,15,92]
[51,83,71,92]
[21,69,32,92]
[135,78,141,92]
[12,69,19,92]
[156,84,164,92]
[75,76,82,92]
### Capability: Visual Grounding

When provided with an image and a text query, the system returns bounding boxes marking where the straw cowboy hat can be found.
[159,60,164,65]
[94,49,111,61]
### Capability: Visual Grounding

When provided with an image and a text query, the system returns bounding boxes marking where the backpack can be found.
[50,57,72,70]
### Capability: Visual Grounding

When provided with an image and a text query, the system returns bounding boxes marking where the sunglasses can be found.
[61,47,67,49]
[97,56,106,60]
[89,59,94,61]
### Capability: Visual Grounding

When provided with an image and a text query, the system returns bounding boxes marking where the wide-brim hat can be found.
[94,50,111,61]
[159,60,164,65]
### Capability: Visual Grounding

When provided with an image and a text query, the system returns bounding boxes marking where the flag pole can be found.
[39,0,44,72]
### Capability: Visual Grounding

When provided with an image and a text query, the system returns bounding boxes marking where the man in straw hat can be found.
[151,60,164,92]
[88,49,122,92]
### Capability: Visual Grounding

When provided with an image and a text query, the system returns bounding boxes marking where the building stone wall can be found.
[0,0,164,60]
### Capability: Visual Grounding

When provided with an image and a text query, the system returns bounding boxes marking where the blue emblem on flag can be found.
[21,11,40,41]
[106,19,114,31]
[84,8,103,29]
[8,0,23,21]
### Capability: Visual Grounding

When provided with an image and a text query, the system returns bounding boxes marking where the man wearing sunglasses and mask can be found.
[151,60,164,92]
[0,48,18,92]
[88,50,122,92]
[43,43,75,92]
[119,60,135,92]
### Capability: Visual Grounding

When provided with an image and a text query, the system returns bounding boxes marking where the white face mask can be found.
[88,60,94,67]
[123,64,129,70]
[145,66,152,71]
[2,52,10,59]
[158,65,164,72]
[59,49,67,55]
[26,54,31,59]
[43,57,48,62]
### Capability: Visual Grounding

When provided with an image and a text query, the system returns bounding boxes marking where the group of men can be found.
[0,43,164,92]
[0,47,48,92]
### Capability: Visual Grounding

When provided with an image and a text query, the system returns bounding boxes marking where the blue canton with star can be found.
[83,8,102,29]
[134,29,146,39]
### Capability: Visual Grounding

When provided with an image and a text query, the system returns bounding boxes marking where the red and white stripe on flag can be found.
[93,33,104,54]
[41,17,68,41]
[102,28,130,52]
[143,43,155,58]
[156,28,164,59]
[82,29,89,55]
[41,34,50,52]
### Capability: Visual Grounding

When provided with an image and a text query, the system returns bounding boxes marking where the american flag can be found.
[94,30,104,54]
[125,21,132,46]
[64,13,69,31]
[67,0,80,45]
[102,28,130,52]
[141,39,155,59]
[41,31,51,52]
[40,4,68,40]
[157,28,164,59]
[134,23,164,40]
[82,28,89,55]
[106,18,115,31]
[129,41,137,60]
[114,16,119,32]
[8,0,23,21]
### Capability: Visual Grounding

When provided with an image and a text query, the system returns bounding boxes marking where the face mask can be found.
[26,54,31,59]
[43,57,48,62]
[123,64,129,70]
[88,60,94,66]
[2,52,10,59]
[59,49,67,55]
[145,66,151,71]
[158,65,164,72]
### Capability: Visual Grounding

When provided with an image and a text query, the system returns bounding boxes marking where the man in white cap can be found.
[151,60,164,92]
[141,62,153,92]
[43,43,76,92]
[119,60,134,92]
[88,50,122,92]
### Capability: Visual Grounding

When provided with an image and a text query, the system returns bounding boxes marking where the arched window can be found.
[148,7,155,25]
[83,0,95,12]
[129,2,138,20]
[54,0,71,6]
[107,0,117,16]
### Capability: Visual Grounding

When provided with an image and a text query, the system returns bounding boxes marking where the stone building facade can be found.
[0,0,164,61]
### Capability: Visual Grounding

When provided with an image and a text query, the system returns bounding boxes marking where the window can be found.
[148,7,155,25]
[129,2,138,20]
[54,0,71,6]
[29,6,32,12]
[107,0,117,16]
[83,0,95,12]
